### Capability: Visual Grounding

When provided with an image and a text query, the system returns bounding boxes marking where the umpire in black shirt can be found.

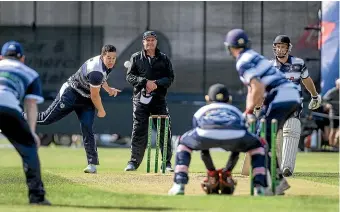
[125,31,174,171]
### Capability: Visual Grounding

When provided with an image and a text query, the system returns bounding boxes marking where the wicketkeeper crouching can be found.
[168,84,271,196]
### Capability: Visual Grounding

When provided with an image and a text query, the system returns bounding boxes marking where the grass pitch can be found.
[0,144,338,212]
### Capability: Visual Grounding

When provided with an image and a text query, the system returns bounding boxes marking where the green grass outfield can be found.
[0,145,339,212]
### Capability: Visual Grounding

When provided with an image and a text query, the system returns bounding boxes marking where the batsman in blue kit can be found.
[168,83,270,196]
[224,29,301,195]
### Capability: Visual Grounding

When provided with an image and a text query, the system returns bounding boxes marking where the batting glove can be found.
[308,95,321,110]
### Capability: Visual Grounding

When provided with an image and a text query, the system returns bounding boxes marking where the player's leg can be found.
[263,98,300,194]
[35,83,75,125]
[221,131,269,195]
[125,100,151,171]
[224,152,240,172]
[169,128,233,195]
[280,102,302,177]
[0,107,50,205]
[334,120,339,148]
[335,128,339,148]
[150,101,173,171]
[329,119,339,147]
[75,102,97,173]
[281,117,301,177]
[168,129,195,195]
[180,128,260,195]
[201,150,216,171]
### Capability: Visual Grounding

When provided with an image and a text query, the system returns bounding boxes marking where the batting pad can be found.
[281,118,301,172]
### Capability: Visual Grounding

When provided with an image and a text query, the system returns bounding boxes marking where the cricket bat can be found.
[240,153,251,176]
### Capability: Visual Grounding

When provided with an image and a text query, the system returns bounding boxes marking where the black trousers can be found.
[0,106,46,202]
[129,98,173,167]
[35,83,98,165]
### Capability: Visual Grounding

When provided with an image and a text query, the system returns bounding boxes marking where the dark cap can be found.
[208,83,230,102]
[143,31,157,40]
[1,41,24,58]
[273,35,291,45]
[224,28,250,49]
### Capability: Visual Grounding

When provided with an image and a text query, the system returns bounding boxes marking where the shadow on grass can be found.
[52,204,176,211]
[294,172,339,178]
[294,172,339,186]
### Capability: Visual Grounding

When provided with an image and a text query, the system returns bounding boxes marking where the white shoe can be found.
[255,186,274,196]
[168,183,185,195]
[275,178,290,195]
[161,164,174,172]
[84,164,97,174]
[166,166,174,172]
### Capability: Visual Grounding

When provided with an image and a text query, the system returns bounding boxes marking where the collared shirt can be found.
[193,102,246,130]
[0,58,44,112]
[235,49,289,93]
[68,55,112,98]
[271,55,309,95]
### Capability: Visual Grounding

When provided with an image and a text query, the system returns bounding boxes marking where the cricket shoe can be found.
[254,185,273,196]
[30,199,52,206]
[166,166,174,172]
[275,178,290,195]
[84,164,97,174]
[161,163,174,172]
[124,162,137,171]
[168,183,185,195]
[282,167,293,177]
[29,195,52,206]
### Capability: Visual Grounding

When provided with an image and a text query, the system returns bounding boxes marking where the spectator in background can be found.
[323,79,339,148]
[312,105,331,147]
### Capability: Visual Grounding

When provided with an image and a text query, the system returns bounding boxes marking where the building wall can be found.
[0,1,321,94]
